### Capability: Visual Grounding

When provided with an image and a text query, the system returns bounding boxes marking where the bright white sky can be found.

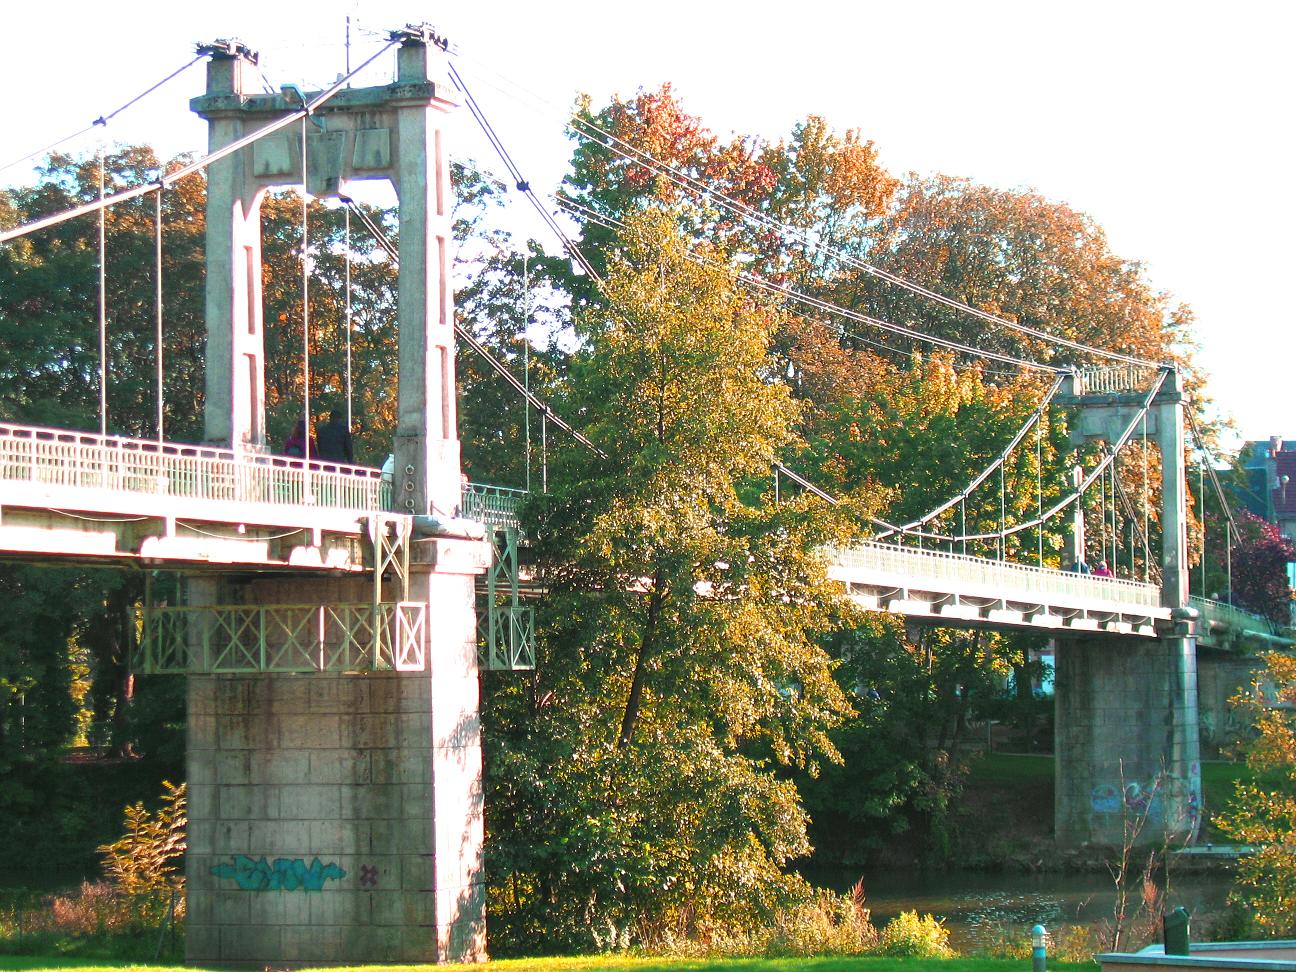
[2,1,1290,447]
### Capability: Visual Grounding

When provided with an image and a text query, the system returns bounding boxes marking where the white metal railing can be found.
[0,422,388,513]
[1078,365,1158,396]
[1190,595,1276,636]
[140,602,427,673]
[0,422,526,526]
[831,541,1163,610]
[461,482,526,530]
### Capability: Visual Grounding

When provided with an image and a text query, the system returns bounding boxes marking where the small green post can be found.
[1164,906,1191,956]
[1032,924,1047,972]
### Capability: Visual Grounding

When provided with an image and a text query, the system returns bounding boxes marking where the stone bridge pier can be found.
[1054,630,1201,845]
[183,566,485,965]
[1052,366,1201,846]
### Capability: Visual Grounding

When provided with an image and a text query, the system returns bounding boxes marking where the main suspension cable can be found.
[953,368,1170,543]
[0,53,206,176]
[0,38,400,245]
[566,109,1163,369]
[873,373,1065,539]
[445,52,1163,370]
[556,193,1056,539]
[558,197,1060,374]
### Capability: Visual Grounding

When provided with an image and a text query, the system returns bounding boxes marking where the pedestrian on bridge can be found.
[316,411,354,464]
[283,418,316,460]
[1091,561,1113,578]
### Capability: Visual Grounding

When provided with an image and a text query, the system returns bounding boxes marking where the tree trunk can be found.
[617,569,665,749]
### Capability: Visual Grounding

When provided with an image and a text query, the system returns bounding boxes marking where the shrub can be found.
[765,881,878,957]
[98,779,186,899]
[878,909,955,958]
[1053,923,1100,963]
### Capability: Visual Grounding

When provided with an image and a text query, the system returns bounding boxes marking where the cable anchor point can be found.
[195,39,259,65]
[389,24,451,52]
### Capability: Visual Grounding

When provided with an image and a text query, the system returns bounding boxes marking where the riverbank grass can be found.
[0,959,1095,972]
[0,957,1096,972]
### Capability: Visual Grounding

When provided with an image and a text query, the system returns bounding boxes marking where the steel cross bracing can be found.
[479,525,535,671]
[140,601,427,673]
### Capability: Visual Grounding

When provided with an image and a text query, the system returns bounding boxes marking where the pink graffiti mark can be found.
[359,864,378,888]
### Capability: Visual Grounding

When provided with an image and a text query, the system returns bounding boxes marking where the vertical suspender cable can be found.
[300,116,311,467]
[523,254,531,493]
[960,498,967,556]
[998,465,1006,560]
[1128,517,1135,576]
[1200,461,1207,597]
[1226,518,1233,605]
[1036,421,1043,567]
[1100,460,1107,567]
[1142,414,1149,583]
[1109,463,1117,568]
[97,148,108,436]
[344,204,353,436]
[154,185,164,441]
[541,411,548,493]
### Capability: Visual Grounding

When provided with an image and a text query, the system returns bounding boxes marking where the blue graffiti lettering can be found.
[210,855,345,891]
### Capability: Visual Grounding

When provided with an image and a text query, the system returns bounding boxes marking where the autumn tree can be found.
[1222,511,1296,623]
[1219,650,1296,933]
[866,175,1195,372]
[0,147,206,437]
[482,208,857,951]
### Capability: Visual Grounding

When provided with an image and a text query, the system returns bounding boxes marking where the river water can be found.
[808,867,1235,952]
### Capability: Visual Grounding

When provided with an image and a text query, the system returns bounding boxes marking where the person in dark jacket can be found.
[283,417,315,459]
[316,410,354,464]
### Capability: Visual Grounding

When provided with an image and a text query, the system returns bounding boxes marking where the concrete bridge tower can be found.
[182,29,487,964]
[1053,366,1201,846]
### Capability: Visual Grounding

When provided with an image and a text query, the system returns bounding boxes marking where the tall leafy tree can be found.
[483,208,857,951]
[1219,650,1296,933]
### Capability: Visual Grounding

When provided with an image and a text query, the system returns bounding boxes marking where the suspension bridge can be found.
[0,25,1288,966]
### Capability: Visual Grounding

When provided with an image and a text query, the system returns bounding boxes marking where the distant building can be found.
[1239,436,1296,599]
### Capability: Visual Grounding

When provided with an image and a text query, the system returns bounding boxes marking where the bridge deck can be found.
[829,540,1168,637]
[0,422,1280,647]
[0,422,521,570]
[830,542,1285,648]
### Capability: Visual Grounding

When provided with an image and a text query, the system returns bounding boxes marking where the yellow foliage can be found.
[1217,653,1296,933]
[98,780,187,897]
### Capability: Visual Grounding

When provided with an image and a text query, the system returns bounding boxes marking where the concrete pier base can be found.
[184,567,485,966]
[1054,634,1202,846]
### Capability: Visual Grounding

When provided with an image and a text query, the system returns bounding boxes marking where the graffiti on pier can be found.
[211,855,346,891]
[358,864,378,888]
[1090,771,1201,830]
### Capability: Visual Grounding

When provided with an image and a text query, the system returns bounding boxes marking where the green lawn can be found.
[966,752,1256,842]
[0,958,1093,972]
[969,752,1254,810]
[1201,760,1251,812]
[966,752,1054,787]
